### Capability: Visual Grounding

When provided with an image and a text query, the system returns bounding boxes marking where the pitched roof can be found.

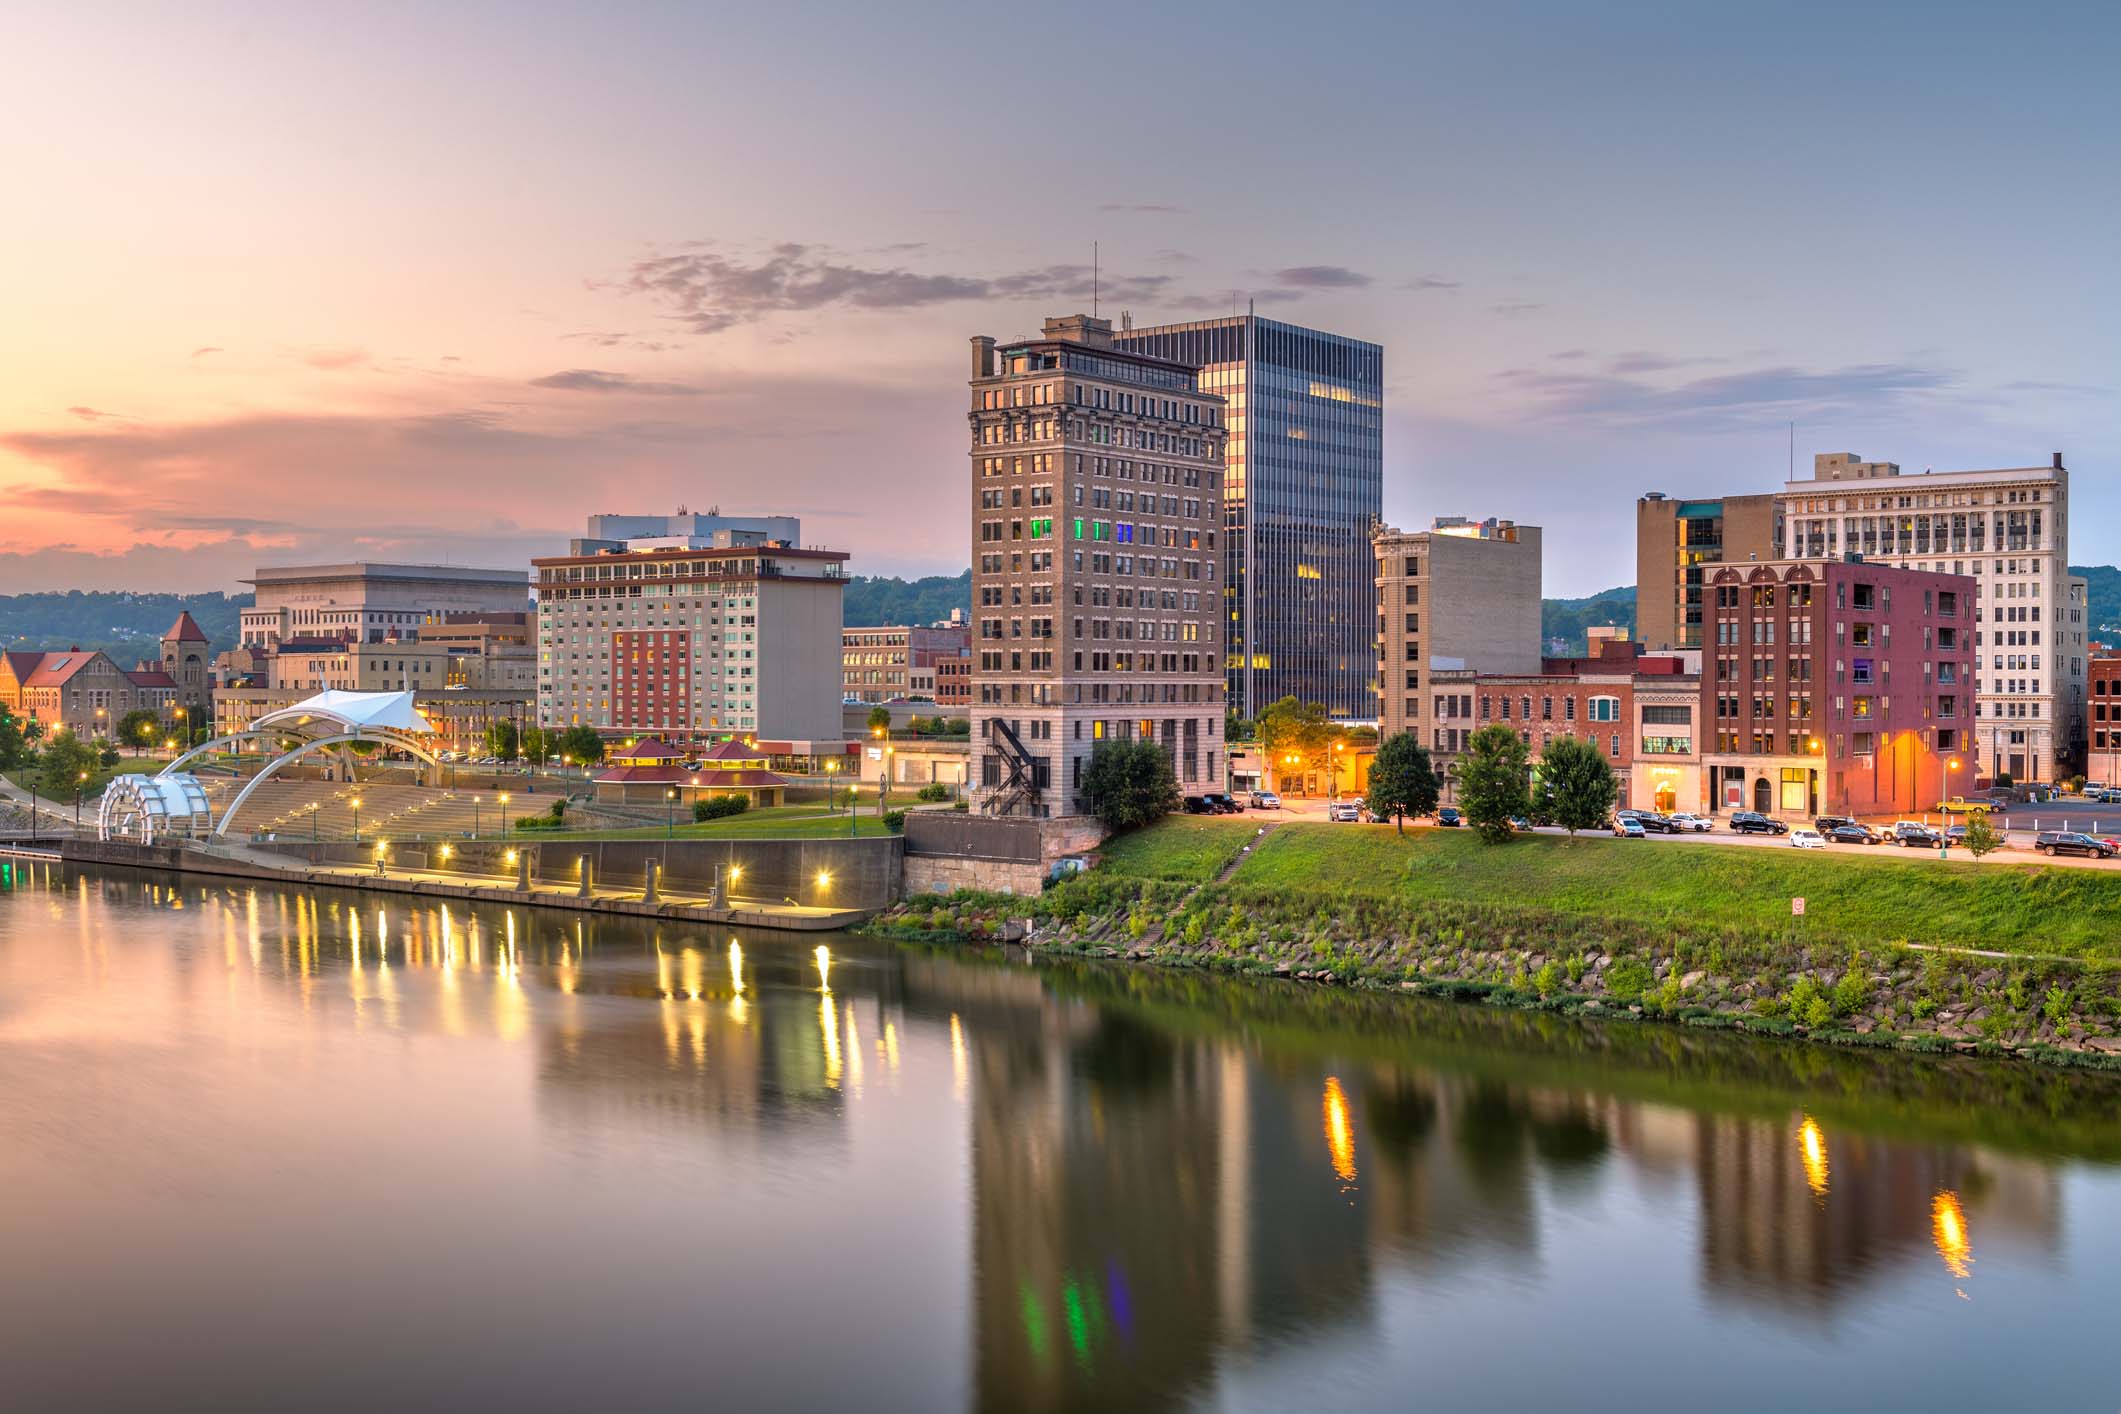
[165,611,209,642]
[23,651,114,688]
[611,738,685,761]
[127,667,179,689]
[698,739,766,761]
[0,651,45,686]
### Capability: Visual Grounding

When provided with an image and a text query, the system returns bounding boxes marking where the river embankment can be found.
[868,817,2121,1070]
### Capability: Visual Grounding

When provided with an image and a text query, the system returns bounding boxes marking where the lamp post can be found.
[1808,736,1823,817]
[74,771,87,833]
[351,795,362,845]
[1329,740,1344,802]
[471,794,481,840]
[666,787,677,839]
[498,792,511,840]
[1941,756,1961,857]
[882,747,894,816]
[310,803,319,844]
[848,781,858,838]
[824,758,839,814]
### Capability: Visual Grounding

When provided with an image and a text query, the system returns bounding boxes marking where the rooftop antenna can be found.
[1788,421,1794,479]
[1092,241,1099,318]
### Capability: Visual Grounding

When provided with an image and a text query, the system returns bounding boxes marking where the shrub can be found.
[1830,961,1870,1016]
[1803,995,1833,1029]
[1606,959,1653,1001]
[2005,974,2029,1011]
[883,809,906,834]
[1785,974,1823,1021]
[1533,961,1561,998]
[915,783,952,803]
[692,794,749,821]
[2044,986,2072,1025]
[1912,996,1938,1019]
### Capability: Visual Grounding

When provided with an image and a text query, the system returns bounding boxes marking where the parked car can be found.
[1200,792,1243,815]
[1507,816,1533,832]
[1944,824,1969,846]
[2035,831,2115,859]
[1823,823,1877,845]
[1635,812,1681,834]
[1668,813,1713,832]
[1249,790,1281,810]
[1938,796,1999,815]
[1729,812,1788,836]
[1436,807,1463,827]
[1813,815,1858,834]
[1892,821,1942,847]
[1327,801,1362,822]
[1181,795,1216,815]
[1790,828,1826,849]
[1611,817,1647,838]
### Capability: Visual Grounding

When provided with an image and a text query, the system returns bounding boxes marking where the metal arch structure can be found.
[212,728,444,838]
[99,772,214,844]
[162,729,281,778]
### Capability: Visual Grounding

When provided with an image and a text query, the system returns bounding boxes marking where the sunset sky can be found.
[5,1,2117,596]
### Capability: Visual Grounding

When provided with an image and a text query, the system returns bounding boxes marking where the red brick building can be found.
[1472,641,1690,809]
[2088,653,2121,787]
[1701,560,1974,818]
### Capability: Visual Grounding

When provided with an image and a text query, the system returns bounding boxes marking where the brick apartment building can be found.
[1464,641,1691,809]
[1700,559,1975,817]
[2089,653,2121,787]
[842,620,971,704]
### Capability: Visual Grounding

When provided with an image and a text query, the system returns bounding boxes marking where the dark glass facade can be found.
[1115,316,1383,719]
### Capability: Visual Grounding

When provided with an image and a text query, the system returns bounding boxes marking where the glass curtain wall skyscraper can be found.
[1116,315,1383,720]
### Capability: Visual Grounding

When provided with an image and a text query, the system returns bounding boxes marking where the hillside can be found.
[1542,584,1635,653]
[841,571,972,627]
[2072,564,2121,642]
[0,591,249,662]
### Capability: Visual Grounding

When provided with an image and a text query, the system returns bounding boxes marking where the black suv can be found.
[2035,831,2114,859]
[1198,792,1243,815]
[1181,796,1216,815]
[1729,812,1788,836]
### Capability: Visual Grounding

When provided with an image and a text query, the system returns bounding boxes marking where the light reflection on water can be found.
[2,862,2120,1412]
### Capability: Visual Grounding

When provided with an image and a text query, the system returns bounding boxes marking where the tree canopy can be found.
[1539,734,1618,836]
[1255,696,1331,778]
[117,708,162,752]
[1079,740,1181,832]
[1458,724,1531,843]
[1364,731,1439,834]
[38,732,99,797]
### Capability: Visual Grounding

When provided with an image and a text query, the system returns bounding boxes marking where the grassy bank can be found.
[1223,823,2121,957]
[488,805,898,841]
[874,818,2121,1067]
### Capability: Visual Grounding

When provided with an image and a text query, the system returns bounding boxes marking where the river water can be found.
[3,864,2119,1412]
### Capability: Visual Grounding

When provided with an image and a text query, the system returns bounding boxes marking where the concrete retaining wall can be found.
[254,834,903,911]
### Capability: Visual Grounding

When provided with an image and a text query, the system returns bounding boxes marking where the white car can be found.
[1789,828,1826,849]
[1668,813,1713,832]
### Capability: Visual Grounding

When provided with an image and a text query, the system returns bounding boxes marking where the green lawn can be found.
[1093,814,1264,882]
[6,757,166,800]
[1098,818,2121,958]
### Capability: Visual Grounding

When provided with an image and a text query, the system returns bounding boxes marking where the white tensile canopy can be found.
[251,690,433,735]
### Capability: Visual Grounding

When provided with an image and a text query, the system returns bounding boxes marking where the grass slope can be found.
[1105,819,2121,958]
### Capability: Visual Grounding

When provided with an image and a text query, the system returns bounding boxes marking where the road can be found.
[1247,794,2121,871]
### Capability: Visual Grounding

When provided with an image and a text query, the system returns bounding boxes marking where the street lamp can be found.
[882,747,894,816]
[74,770,88,832]
[497,792,511,840]
[351,795,363,844]
[848,781,859,837]
[1942,757,1962,856]
[665,787,677,839]
[824,757,839,813]
[471,794,481,840]
[1329,740,1345,802]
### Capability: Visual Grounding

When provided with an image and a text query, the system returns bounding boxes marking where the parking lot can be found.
[1233,793,2121,869]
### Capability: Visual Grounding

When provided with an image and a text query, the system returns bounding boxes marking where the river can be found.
[3,863,2119,1412]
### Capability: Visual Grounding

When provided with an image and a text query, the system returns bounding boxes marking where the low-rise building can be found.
[2088,653,2121,787]
[842,620,971,703]
[1374,517,1543,745]
[240,562,529,649]
[0,614,211,739]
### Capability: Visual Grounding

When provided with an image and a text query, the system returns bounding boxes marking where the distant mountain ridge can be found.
[0,591,249,663]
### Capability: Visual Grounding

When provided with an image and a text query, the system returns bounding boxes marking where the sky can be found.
[3,0,2117,598]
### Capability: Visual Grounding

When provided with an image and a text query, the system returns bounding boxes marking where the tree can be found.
[1226,709,1253,743]
[1343,724,1379,749]
[1963,813,2002,858]
[520,725,550,766]
[557,725,605,767]
[1364,732,1439,834]
[1539,735,1618,837]
[0,706,28,771]
[483,719,519,762]
[1254,696,1330,786]
[97,740,120,770]
[38,732,98,798]
[1458,724,1531,843]
[117,709,161,754]
[867,705,893,735]
[1079,740,1181,832]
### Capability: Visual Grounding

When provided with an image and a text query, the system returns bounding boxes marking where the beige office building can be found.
[240,563,530,649]
[968,314,1227,816]
[1776,452,2083,782]
[1635,492,1779,650]
[1374,517,1543,749]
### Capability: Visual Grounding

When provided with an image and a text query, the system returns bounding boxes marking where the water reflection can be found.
[0,863,2116,1411]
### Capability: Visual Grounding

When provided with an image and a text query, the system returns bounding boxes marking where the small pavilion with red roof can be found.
[592,736,792,808]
